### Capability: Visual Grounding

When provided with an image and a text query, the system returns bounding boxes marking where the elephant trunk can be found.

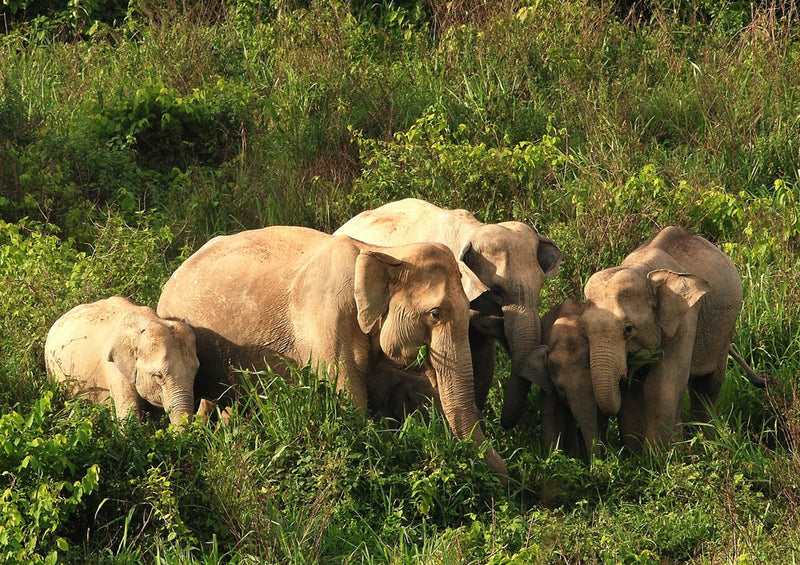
[430,325,508,484]
[589,344,627,416]
[165,388,195,426]
[499,303,541,428]
[574,409,601,460]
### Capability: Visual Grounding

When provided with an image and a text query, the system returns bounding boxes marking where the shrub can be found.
[88,79,253,173]
[343,109,572,224]
[0,393,99,565]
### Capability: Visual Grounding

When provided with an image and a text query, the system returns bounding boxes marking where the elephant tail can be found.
[728,344,770,388]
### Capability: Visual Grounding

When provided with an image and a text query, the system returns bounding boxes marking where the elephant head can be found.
[354,243,507,480]
[582,267,709,416]
[457,222,562,428]
[108,312,199,425]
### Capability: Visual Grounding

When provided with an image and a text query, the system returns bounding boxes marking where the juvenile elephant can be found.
[366,358,442,422]
[156,226,508,481]
[581,226,743,450]
[524,299,607,459]
[334,198,562,428]
[45,296,199,424]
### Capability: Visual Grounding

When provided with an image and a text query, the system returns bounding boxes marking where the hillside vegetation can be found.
[2,0,800,562]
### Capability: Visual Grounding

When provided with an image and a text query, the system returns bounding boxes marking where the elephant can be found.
[581,226,744,450]
[44,296,199,425]
[366,357,442,422]
[334,198,562,428]
[522,300,766,459]
[518,298,608,459]
[156,225,508,482]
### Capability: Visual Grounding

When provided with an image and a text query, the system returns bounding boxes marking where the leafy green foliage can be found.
[347,110,571,223]
[0,393,99,565]
[0,216,179,406]
[89,79,254,172]
[1,0,800,562]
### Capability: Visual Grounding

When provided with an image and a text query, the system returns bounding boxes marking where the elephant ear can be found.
[537,235,562,279]
[354,250,403,334]
[520,344,551,388]
[107,321,139,382]
[648,269,710,338]
[458,261,489,302]
[458,240,476,268]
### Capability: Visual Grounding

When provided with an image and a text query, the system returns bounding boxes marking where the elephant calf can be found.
[366,357,442,422]
[45,296,199,425]
[532,299,607,459]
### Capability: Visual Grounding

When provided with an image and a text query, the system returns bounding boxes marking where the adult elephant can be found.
[335,198,562,428]
[45,296,199,425]
[581,226,742,450]
[157,226,508,482]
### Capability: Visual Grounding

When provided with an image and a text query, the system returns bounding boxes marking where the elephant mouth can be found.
[403,344,429,370]
[626,348,663,372]
[384,344,429,372]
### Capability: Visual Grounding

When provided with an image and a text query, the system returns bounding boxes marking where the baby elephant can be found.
[509,299,605,459]
[366,357,443,423]
[538,299,607,459]
[45,296,199,425]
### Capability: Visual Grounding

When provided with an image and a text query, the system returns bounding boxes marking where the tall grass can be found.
[2,0,800,562]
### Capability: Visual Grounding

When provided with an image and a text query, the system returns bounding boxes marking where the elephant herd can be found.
[44,198,765,484]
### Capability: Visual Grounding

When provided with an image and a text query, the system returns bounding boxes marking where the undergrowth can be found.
[2,0,800,562]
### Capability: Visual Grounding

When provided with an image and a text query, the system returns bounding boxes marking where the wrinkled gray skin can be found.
[45,296,198,425]
[582,227,743,451]
[157,226,508,482]
[525,299,607,459]
[335,198,562,428]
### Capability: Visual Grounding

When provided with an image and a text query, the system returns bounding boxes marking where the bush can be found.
[343,110,572,224]
[88,79,254,173]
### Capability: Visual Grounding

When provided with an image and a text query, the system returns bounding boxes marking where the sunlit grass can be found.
[2,0,800,562]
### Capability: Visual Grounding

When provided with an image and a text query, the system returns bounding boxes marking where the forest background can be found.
[2,0,800,562]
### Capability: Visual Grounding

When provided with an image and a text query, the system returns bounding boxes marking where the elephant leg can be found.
[107,366,142,421]
[641,360,692,445]
[469,326,497,411]
[197,398,216,424]
[562,410,581,458]
[337,365,368,410]
[640,313,698,445]
[618,374,646,453]
[595,412,610,458]
[688,353,726,424]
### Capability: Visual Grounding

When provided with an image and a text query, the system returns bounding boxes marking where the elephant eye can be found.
[623,323,635,339]
[428,308,441,321]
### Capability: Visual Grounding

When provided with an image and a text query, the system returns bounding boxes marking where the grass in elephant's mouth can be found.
[627,349,664,366]
[406,344,429,370]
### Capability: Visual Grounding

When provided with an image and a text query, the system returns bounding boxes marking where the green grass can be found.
[2,0,800,562]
